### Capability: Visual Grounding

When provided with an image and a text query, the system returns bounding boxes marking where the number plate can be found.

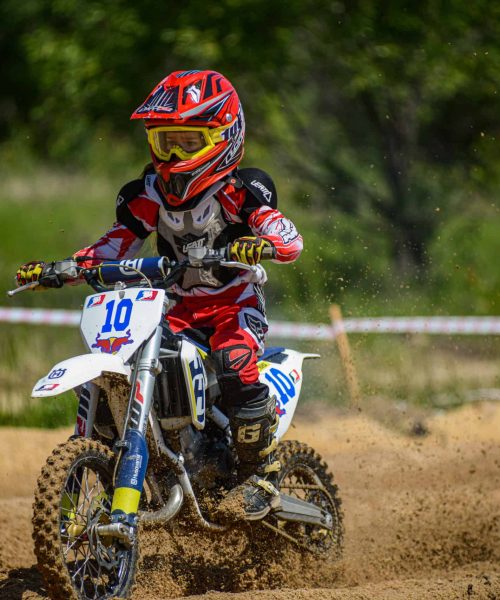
[258,350,306,440]
[81,289,165,362]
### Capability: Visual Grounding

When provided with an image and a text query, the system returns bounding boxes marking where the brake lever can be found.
[7,281,40,297]
[219,260,259,273]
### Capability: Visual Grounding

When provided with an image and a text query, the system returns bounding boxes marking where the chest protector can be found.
[157,187,249,290]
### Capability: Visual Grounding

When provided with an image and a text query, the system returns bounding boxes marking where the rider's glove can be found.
[229,236,275,266]
[16,261,63,289]
[16,261,46,287]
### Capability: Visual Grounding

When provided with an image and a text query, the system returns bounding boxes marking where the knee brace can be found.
[213,345,268,410]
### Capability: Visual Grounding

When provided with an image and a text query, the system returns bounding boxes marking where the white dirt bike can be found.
[9,248,343,600]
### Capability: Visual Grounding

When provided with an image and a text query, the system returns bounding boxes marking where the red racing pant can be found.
[167,282,267,393]
[167,283,275,475]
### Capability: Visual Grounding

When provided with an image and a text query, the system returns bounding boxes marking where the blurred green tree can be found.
[0,0,499,311]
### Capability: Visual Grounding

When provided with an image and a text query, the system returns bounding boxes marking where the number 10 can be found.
[102,299,133,332]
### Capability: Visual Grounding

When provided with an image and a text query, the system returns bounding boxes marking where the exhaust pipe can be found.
[139,483,184,525]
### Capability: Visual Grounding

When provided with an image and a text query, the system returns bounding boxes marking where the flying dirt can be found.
[0,401,498,600]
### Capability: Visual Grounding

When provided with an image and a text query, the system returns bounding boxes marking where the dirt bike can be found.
[9,248,343,600]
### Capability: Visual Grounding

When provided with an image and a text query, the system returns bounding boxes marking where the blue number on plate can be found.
[102,299,133,333]
[264,367,295,406]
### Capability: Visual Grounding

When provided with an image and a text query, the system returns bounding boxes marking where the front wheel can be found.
[32,438,138,600]
[267,440,343,556]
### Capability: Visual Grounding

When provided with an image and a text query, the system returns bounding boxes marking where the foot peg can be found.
[270,493,333,529]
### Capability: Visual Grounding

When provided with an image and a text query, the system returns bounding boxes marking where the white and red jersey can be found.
[74,167,302,297]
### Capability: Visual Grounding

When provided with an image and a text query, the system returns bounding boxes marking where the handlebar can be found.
[8,246,275,296]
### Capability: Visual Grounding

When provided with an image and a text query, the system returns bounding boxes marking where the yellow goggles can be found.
[146,124,231,162]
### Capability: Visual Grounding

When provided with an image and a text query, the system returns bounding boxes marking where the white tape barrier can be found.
[0,307,499,339]
[0,307,80,326]
[270,317,500,339]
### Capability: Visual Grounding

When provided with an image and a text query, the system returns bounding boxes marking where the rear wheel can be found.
[32,438,138,600]
[264,440,343,556]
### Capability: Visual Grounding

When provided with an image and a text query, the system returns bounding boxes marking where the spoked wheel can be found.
[263,440,343,556]
[33,438,138,600]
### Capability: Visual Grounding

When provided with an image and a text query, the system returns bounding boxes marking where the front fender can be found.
[32,354,131,398]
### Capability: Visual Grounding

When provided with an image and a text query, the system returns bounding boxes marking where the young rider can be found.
[16,70,303,520]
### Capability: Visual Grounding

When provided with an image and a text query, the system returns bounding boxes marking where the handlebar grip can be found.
[261,245,277,260]
[225,242,276,261]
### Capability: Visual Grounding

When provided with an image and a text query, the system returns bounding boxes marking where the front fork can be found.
[109,325,163,526]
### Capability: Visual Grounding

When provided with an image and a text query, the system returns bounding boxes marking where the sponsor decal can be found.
[113,430,149,495]
[279,220,299,244]
[217,130,244,169]
[257,360,271,372]
[129,453,143,487]
[36,383,60,392]
[76,416,86,436]
[244,313,267,344]
[118,259,144,276]
[276,404,287,416]
[48,368,66,380]
[188,354,205,421]
[92,329,133,354]
[87,294,106,308]
[220,110,243,141]
[185,84,201,103]
[136,290,159,302]
[254,284,266,315]
[76,387,91,437]
[237,423,262,443]
[129,381,144,429]
[135,381,144,405]
[173,233,208,255]
[183,238,205,253]
[226,346,252,371]
[251,179,273,202]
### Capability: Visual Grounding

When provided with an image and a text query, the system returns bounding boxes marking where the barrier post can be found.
[329,304,361,410]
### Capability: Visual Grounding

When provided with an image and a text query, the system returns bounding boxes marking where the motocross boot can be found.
[219,395,281,521]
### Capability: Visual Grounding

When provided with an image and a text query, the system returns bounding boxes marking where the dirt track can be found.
[0,402,499,599]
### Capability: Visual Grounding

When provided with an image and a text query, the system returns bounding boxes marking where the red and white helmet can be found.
[131,70,245,207]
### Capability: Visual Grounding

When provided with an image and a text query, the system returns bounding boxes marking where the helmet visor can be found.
[147,126,225,161]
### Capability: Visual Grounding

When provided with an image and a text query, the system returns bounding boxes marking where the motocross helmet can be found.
[131,70,245,207]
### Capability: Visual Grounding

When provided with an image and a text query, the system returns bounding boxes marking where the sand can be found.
[0,401,498,599]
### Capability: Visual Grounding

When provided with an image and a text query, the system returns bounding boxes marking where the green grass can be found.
[0,323,84,413]
[0,393,78,428]
[0,171,117,308]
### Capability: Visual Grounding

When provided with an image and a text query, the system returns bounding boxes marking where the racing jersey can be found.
[74,167,303,296]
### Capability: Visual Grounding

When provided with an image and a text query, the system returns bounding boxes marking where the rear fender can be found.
[257,349,320,440]
[32,354,131,398]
